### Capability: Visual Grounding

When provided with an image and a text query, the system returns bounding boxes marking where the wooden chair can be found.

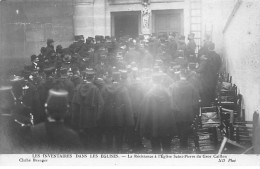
[192,101,222,153]
[218,111,259,154]
[218,72,230,83]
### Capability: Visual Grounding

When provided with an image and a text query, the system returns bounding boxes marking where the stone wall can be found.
[0,0,74,75]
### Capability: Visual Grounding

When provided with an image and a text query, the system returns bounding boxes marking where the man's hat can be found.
[88,37,94,41]
[100,35,105,40]
[45,89,69,120]
[154,59,163,66]
[169,32,177,37]
[176,50,184,57]
[188,33,195,40]
[86,39,91,44]
[99,47,106,51]
[60,67,68,75]
[85,71,95,77]
[30,54,38,62]
[188,63,197,70]
[63,54,71,63]
[119,69,128,80]
[56,45,63,54]
[95,35,101,40]
[82,68,95,79]
[172,65,181,72]
[71,66,79,74]
[47,39,54,45]
[179,35,185,41]
[180,68,189,78]
[40,47,46,54]
[75,35,84,41]
[158,32,168,40]
[139,34,144,40]
[94,78,105,89]
[208,42,215,50]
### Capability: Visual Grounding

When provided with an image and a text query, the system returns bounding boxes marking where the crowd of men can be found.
[0,32,222,154]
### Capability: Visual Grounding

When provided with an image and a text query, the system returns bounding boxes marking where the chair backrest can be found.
[200,105,220,125]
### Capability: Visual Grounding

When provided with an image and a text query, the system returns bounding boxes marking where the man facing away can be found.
[30,89,82,153]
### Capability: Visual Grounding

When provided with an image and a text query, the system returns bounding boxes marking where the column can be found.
[141,1,151,34]
[73,0,94,38]
[93,0,106,35]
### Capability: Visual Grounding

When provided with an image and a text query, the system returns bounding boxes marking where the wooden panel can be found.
[154,12,181,34]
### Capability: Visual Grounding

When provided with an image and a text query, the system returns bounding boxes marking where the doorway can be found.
[111,11,140,39]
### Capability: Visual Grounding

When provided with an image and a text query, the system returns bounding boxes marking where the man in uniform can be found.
[69,35,85,55]
[139,73,174,153]
[196,54,214,105]
[205,42,222,100]
[53,67,74,110]
[0,85,17,153]
[167,33,178,61]
[178,35,186,52]
[72,70,104,152]
[186,33,197,62]
[8,76,36,150]
[38,47,47,73]
[45,39,55,60]
[30,89,82,153]
[38,67,56,122]
[124,41,140,65]
[55,45,64,70]
[29,55,40,72]
[198,34,211,59]
[100,71,134,153]
[170,69,199,151]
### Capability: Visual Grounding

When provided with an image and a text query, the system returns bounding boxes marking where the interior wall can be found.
[201,0,236,55]
[223,0,260,121]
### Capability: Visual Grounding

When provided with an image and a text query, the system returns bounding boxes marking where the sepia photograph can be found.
[0,0,259,166]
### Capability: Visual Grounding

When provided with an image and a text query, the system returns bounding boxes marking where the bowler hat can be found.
[31,55,38,62]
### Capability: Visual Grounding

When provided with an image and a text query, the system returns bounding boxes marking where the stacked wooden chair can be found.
[192,102,222,153]
[218,111,259,154]
[192,72,243,153]
[214,72,260,154]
